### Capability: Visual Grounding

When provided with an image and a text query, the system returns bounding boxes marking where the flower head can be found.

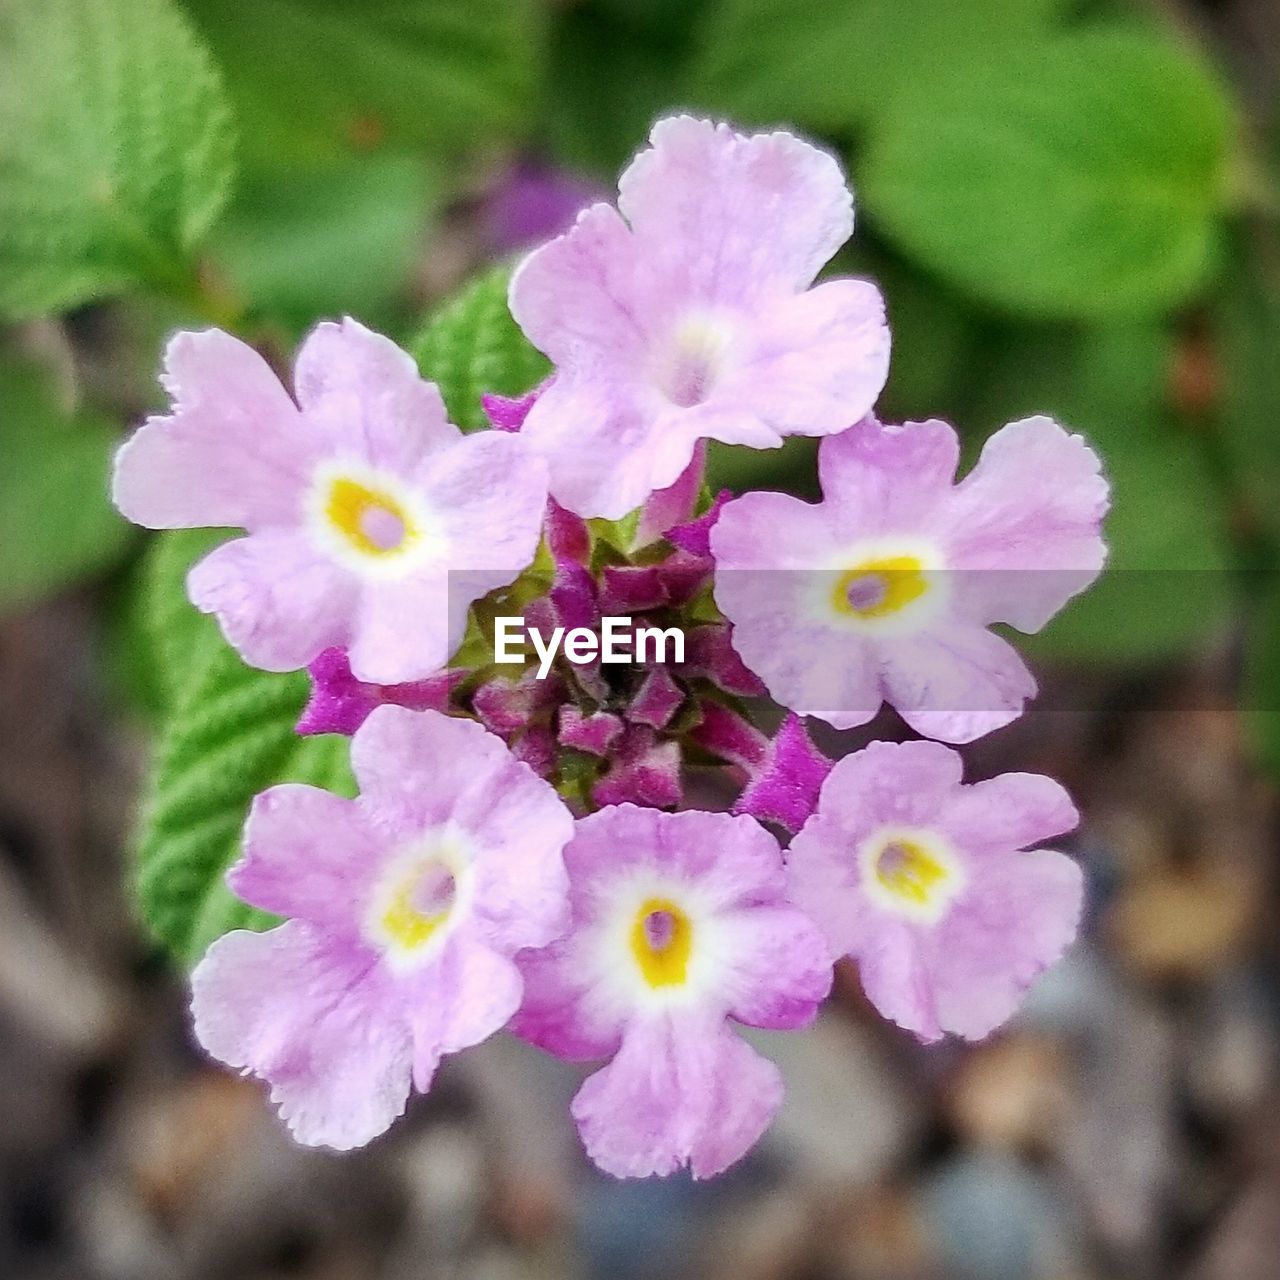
[787,740,1083,1043]
[711,415,1109,742]
[113,320,548,683]
[190,707,573,1149]
[509,115,890,518]
[513,805,831,1178]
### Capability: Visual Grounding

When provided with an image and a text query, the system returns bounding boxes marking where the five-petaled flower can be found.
[113,320,547,683]
[786,740,1084,1043]
[711,414,1109,743]
[509,115,890,518]
[190,707,573,1149]
[513,805,832,1179]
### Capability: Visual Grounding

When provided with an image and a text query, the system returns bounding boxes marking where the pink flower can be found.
[113,321,547,683]
[787,740,1084,1043]
[513,805,831,1179]
[190,707,573,1150]
[711,415,1109,743]
[509,115,890,518]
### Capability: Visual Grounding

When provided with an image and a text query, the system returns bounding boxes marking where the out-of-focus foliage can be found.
[861,32,1233,318]
[208,155,439,334]
[182,0,546,168]
[0,347,131,610]
[0,0,235,318]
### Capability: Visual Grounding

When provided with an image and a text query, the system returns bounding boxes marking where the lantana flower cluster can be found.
[113,117,1109,1179]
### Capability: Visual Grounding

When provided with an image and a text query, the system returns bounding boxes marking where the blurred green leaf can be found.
[1216,241,1280,543]
[208,153,438,332]
[0,349,131,611]
[545,5,691,176]
[409,265,549,430]
[861,31,1234,319]
[135,636,354,965]
[1244,575,1280,782]
[183,0,545,168]
[0,0,235,317]
[970,322,1234,661]
[692,0,1062,135]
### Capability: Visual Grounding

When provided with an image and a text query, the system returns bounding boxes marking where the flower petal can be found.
[347,571,458,684]
[571,1014,783,1179]
[191,922,412,1150]
[229,784,383,928]
[618,117,852,297]
[719,278,889,437]
[293,317,459,472]
[715,904,832,1029]
[113,329,315,529]
[406,929,524,1091]
[938,772,1079,856]
[924,848,1084,1040]
[188,530,356,673]
[881,625,1038,744]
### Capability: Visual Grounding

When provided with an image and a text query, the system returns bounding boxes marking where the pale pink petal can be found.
[566,805,787,912]
[350,708,571,951]
[571,1014,783,1179]
[113,329,317,529]
[520,375,697,519]
[815,417,960,536]
[715,905,832,1029]
[508,203,654,369]
[406,929,524,1091]
[717,279,889,437]
[424,430,549,578]
[229,784,384,929]
[938,772,1079,857]
[881,625,1038,744]
[924,849,1084,1040]
[943,416,1109,631]
[710,490,840,569]
[618,117,852,299]
[188,530,357,672]
[191,922,412,1150]
[347,572,457,685]
[293,317,459,471]
[513,932,625,1062]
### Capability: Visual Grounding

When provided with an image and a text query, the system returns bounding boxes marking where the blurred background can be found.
[2,0,1280,1277]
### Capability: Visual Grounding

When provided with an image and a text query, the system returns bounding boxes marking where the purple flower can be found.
[513,805,831,1178]
[113,321,547,683]
[787,740,1083,1043]
[509,115,890,518]
[190,707,573,1150]
[711,415,1109,743]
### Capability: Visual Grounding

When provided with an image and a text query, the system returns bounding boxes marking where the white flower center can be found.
[860,826,965,924]
[365,827,472,970]
[307,462,446,578]
[656,313,736,408]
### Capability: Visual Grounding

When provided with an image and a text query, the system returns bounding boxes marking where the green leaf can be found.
[0,348,131,611]
[969,321,1235,661]
[135,636,355,966]
[409,266,550,430]
[183,0,545,168]
[208,153,438,333]
[545,5,692,177]
[860,30,1234,318]
[0,0,235,317]
[692,0,1061,136]
[1244,575,1280,782]
[1216,241,1280,544]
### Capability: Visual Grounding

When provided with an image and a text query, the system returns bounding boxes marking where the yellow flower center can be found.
[860,828,964,924]
[630,897,694,988]
[873,837,951,908]
[376,865,458,957]
[326,476,417,557]
[832,554,928,619]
